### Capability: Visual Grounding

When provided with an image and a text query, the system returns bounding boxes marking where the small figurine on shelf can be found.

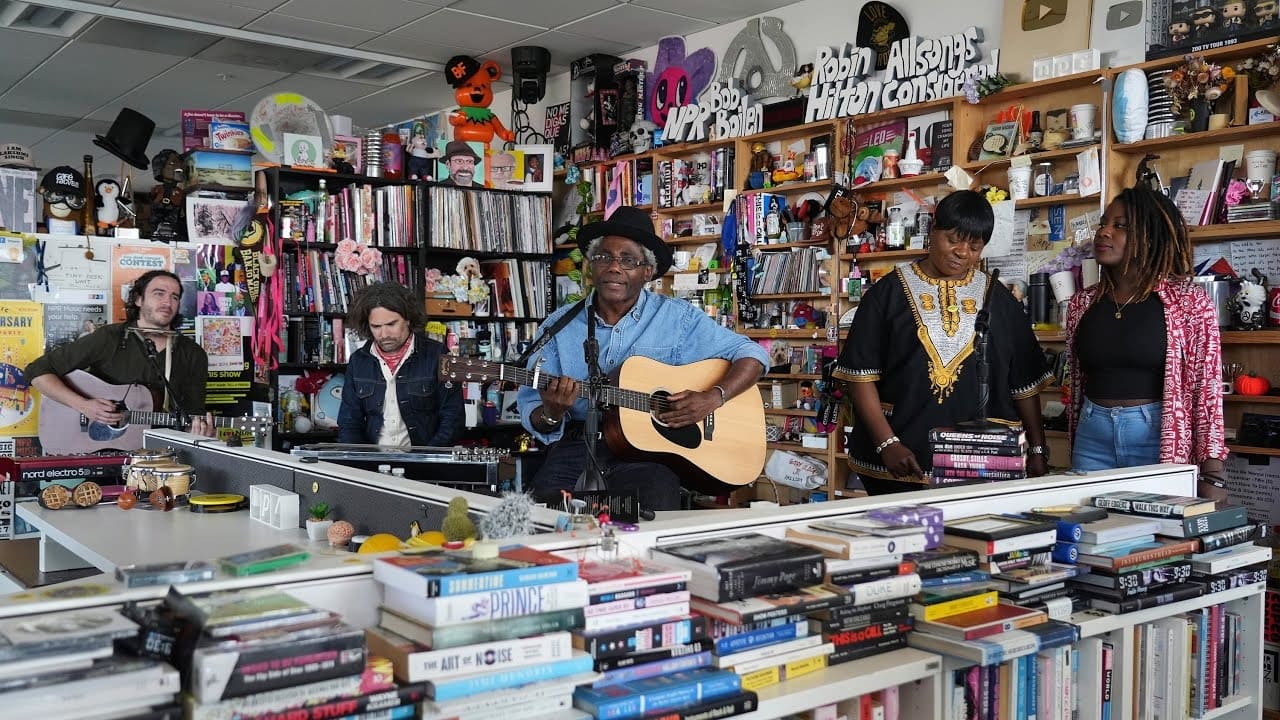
[405,122,440,180]
[95,178,122,232]
[1220,0,1248,34]
[1169,15,1192,46]
[1192,4,1219,39]
[1258,0,1278,29]
[444,55,514,145]
[629,120,657,154]
[797,380,816,410]
[771,152,803,184]
[749,141,772,189]
[442,497,478,542]
[790,63,814,95]
[330,142,354,174]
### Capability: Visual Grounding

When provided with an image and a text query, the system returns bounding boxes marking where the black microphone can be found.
[143,338,160,361]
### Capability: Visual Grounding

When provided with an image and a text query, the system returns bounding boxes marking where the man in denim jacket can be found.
[519,206,769,510]
[338,282,463,447]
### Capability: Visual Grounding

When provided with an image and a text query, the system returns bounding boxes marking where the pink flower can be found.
[336,238,358,254]
[1225,179,1249,207]
[360,247,381,271]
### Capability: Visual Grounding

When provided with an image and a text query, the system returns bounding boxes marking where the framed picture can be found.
[283,132,323,168]
[515,144,553,192]
[333,134,361,174]
[185,196,253,245]
[943,514,1055,540]
[485,147,524,190]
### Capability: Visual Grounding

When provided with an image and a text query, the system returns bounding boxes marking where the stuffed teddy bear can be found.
[444,55,514,145]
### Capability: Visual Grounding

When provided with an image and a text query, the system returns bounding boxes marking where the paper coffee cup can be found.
[1007,166,1032,200]
[1049,269,1077,302]
[1245,149,1277,187]
[1070,104,1096,140]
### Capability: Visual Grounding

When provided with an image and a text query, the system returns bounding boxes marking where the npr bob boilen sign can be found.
[806,27,1000,122]
[662,80,764,145]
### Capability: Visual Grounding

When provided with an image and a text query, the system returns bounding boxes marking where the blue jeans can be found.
[1071,398,1162,471]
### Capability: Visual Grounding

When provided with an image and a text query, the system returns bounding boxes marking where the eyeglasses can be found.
[490,165,515,173]
[42,190,85,209]
[588,254,650,270]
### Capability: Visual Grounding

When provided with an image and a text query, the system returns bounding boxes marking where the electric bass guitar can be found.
[37,370,272,454]
[440,356,766,487]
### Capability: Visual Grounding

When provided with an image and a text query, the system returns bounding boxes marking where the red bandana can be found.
[374,339,411,374]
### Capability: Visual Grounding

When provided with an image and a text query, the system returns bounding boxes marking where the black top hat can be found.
[445,55,482,88]
[577,206,673,281]
[443,140,481,161]
[94,107,155,170]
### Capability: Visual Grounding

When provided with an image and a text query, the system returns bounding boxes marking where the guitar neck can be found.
[494,365,654,413]
[126,411,238,429]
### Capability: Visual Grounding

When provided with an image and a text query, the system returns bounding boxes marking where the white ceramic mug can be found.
[1070,104,1096,140]
[1245,149,1277,197]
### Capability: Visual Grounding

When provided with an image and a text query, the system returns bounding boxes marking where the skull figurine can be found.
[629,120,657,154]
[1230,278,1266,330]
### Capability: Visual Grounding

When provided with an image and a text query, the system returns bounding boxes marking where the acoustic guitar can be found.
[440,356,766,487]
[37,370,272,454]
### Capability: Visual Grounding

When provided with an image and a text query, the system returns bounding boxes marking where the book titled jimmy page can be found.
[650,533,824,602]
[373,545,578,597]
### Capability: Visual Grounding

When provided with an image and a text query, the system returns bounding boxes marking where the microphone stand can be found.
[956,268,1008,434]
[577,304,609,493]
[132,329,196,435]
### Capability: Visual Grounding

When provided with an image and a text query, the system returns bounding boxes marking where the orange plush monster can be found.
[445,55,514,145]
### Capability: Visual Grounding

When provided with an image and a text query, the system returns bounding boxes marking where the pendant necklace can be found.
[1113,290,1139,319]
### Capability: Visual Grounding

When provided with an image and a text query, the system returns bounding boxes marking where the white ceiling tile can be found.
[78,18,219,57]
[0,43,183,118]
[561,5,713,45]
[0,28,66,93]
[223,73,390,114]
[0,123,56,152]
[631,0,798,24]
[86,60,289,127]
[273,0,435,33]
[518,30,638,67]
[449,0,616,28]
[394,9,542,52]
[115,0,272,27]
[196,37,334,74]
[357,32,476,65]
[329,73,469,129]
[244,12,378,47]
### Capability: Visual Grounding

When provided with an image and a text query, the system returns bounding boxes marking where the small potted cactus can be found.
[306,501,333,541]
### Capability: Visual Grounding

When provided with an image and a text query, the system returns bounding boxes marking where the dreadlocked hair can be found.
[1098,186,1194,299]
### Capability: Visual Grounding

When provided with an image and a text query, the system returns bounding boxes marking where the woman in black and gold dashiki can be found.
[833,190,1052,495]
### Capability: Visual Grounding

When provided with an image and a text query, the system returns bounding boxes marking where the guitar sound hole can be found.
[649,390,701,450]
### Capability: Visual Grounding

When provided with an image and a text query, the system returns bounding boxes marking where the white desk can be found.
[17,503,309,575]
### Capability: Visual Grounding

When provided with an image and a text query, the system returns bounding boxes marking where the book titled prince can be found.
[373,545,578,597]
[650,533,824,602]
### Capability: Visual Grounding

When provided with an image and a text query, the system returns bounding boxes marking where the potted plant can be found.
[306,502,333,541]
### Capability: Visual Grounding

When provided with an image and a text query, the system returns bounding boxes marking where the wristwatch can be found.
[1028,445,1050,461]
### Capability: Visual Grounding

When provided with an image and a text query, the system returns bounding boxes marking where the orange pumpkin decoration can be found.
[1235,372,1272,396]
[117,490,138,510]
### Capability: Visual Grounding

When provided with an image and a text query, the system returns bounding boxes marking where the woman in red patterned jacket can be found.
[1064,186,1228,499]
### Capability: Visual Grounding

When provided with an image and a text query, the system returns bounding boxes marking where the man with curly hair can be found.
[338,282,463,447]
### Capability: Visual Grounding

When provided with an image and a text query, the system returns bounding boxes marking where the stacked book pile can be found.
[570,557,762,719]
[625,531,871,714]
[905,512,1080,712]
[1072,491,1271,614]
[928,427,1027,487]
[364,544,595,720]
[162,586,423,720]
[0,606,178,719]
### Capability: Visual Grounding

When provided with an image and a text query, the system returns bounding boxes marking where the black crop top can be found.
[1074,293,1166,400]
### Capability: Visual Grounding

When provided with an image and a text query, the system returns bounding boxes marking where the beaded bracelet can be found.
[874,435,901,454]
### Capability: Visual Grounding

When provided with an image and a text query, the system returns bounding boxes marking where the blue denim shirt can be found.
[518,290,770,443]
[337,332,464,446]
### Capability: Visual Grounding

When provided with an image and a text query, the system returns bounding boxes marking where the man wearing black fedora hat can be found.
[439,141,480,187]
[518,206,770,511]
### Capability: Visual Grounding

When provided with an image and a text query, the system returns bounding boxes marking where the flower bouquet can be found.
[1235,43,1280,117]
[335,238,382,276]
[1164,54,1235,119]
